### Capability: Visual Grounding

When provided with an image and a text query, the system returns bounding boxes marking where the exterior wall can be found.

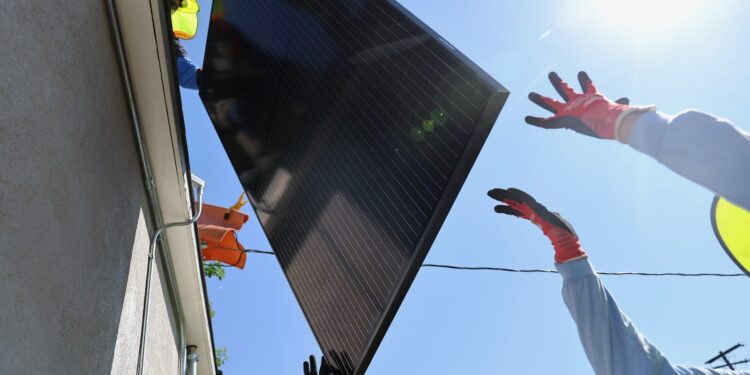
[0,1,179,374]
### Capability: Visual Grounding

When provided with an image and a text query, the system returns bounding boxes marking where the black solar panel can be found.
[199,1,507,373]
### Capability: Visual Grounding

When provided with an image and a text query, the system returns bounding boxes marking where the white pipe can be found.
[186,345,199,375]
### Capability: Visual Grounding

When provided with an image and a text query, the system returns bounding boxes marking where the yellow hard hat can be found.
[171,0,200,40]
[711,196,750,276]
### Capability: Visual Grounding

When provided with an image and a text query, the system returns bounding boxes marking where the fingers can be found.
[488,188,532,209]
[615,97,630,105]
[490,188,575,234]
[576,71,599,94]
[489,189,522,217]
[487,188,510,202]
[319,356,331,375]
[524,116,545,126]
[489,188,537,220]
[494,205,521,217]
[304,361,311,375]
[525,116,563,129]
[506,188,537,205]
[309,355,318,375]
[488,187,534,204]
[549,72,577,101]
[528,92,563,114]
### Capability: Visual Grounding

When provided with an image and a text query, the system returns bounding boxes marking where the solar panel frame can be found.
[199,1,508,373]
[355,90,507,375]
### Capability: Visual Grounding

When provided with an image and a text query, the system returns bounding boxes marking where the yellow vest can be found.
[171,0,200,40]
[711,196,750,276]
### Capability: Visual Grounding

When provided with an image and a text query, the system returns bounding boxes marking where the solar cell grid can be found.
[200,1,507,373]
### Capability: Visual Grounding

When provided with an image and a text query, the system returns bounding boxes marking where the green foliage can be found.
[215,347,229,368]
[203,262,227,368]
[203,262,225,280]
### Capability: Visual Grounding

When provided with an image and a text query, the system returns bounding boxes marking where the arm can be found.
[173,39,200,90]
[526,72,750,211]
[558,258,675,375]
[559,257,750,375]
[621,110,750,210]
[489,188,750,375]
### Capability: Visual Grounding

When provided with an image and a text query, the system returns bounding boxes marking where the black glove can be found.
[303,355,338,375]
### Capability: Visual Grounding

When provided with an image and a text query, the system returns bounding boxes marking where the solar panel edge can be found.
[353,89,509,375]
[384,0,509,95]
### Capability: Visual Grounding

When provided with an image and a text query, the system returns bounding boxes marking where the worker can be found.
[170,0,201,90]
[488,187,749,375]
[525,71,750,211]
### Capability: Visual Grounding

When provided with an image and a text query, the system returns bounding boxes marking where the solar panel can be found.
[199,1,508,373]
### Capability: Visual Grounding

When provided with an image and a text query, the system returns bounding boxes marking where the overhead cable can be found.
[236,249,746,278]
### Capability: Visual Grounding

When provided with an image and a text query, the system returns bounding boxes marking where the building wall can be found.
[0,1,179,374]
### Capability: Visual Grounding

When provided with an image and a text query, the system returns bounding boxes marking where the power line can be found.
[421,264,745,277]
[247,249,275,255]
[240,249,746,278]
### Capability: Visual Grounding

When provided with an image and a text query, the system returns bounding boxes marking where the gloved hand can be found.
[488,188,586,263]
[525,71,654,141]
[303,355,339,375]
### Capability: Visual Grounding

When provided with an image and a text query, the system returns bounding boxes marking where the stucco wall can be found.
[0,1,179,374]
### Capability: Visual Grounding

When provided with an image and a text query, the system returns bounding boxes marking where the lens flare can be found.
[410,127,426,142]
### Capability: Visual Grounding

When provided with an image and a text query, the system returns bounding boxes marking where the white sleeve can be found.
[556,258,674,375]
[627,110,750,210]
[557,258,750,375]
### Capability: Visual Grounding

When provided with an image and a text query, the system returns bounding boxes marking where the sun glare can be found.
[557,0,704,36]
[594,0,702,32]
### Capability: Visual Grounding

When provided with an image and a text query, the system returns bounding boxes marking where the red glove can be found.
[526,72,653,141]
[488,188,586,263]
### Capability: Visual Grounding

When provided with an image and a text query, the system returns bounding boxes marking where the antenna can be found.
[706,343,748,370]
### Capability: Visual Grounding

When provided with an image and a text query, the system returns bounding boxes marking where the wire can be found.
[238,249,746,278]
[420,263,746,277]
[422,264,558,274]
[247,249,275,255]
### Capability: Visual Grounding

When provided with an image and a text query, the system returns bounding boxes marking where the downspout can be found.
[105,0,197,373]
[186,345,199,375]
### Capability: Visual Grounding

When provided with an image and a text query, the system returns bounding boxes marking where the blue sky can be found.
[179,1,750,373]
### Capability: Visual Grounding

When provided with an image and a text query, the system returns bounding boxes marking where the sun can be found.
[556,0,705,36]
[592,0,703,33]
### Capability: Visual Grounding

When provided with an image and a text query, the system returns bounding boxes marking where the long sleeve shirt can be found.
[173,38,200,90]
[176,55,199,90]
[557,258,750,375]
[627,110,750,210]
